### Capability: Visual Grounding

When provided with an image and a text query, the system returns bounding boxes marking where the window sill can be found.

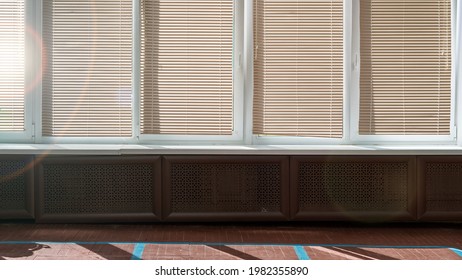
[1,144,462,155]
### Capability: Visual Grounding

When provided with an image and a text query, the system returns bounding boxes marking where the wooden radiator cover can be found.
[162,156,290,221]
[0,156,34,220]
[418,156,462,221]
[36,156,161,223]
[291,156,416,222]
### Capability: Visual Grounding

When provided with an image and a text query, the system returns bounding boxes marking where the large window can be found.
[0,0,459,145]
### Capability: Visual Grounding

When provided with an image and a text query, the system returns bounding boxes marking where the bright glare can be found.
[0,0,25,131]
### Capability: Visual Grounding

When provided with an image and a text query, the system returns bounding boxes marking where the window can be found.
[358,0,452,137]
[253,0,343,139]
[140,0,235,137]
[0,0,459,145]
[42,0,133,138]
[253,0,456,144]
[0,0,25,135]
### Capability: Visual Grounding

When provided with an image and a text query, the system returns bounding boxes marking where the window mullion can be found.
[133,0,141,142]
[243,0,254,145]
[28,0,42,143]
[349,0,361,143]
[454,0,461,145]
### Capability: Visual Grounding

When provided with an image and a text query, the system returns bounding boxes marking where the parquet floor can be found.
[0,223,461,260]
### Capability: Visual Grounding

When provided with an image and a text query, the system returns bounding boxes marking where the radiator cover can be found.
[0,156,34,219]
[37,156,161,223]
[418,156,462,221]
[291,156,416,221]
[163,156,290,221]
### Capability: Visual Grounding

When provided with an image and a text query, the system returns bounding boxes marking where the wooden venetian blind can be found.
[359,0,452,135]
[253,0,343,138]
[141,0,233,135]
[0,0,24,131]
[42,0,132,137]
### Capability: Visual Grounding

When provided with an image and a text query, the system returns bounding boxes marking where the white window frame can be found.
[349,0,458,145]
[0,0,460,146]
[32,0,245,145]
[136,0,245,145]
[249,0,352,146]
[249,0,460,146]
[37,0,139,145]
[456,0,462,146]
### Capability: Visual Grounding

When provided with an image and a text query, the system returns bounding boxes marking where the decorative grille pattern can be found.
[298,162,408,212]
[170,163,282,213]
[43,163,154,214]
[0,159,28,212]
[425,163,462,212]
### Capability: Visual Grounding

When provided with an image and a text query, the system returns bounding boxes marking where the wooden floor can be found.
[0,223,461,260]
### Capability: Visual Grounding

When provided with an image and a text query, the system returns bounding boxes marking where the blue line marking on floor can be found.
[0,240,459,252]
[294,245,310,260]
[131,243,146,260]
[450,248,462,258]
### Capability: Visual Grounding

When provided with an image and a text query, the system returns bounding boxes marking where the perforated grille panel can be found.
[425,162,462,212]
[0,159,29,212]
[298,162,408,212]
[43,163,154,214]
[170,163,282,213]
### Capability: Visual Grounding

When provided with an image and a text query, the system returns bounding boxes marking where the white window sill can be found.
[1,144,462,155]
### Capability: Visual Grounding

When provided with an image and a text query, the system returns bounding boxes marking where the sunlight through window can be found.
[0,0,24,132]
